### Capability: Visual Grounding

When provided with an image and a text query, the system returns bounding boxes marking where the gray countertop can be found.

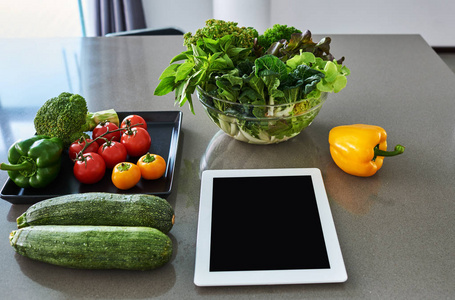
[0,35,454,299]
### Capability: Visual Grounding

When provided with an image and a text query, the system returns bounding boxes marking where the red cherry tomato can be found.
[92,121,121,146]
[120,127,151,157]
[73,152,106,184]
[98,141,128,169]
[68,138,99,160]
[120,114,147,130]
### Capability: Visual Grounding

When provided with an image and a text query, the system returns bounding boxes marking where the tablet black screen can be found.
[210,175,330,272]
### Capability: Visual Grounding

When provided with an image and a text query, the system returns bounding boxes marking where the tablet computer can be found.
[194,168,347,286]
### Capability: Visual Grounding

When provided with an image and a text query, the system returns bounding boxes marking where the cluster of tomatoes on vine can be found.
[69,114,166,189]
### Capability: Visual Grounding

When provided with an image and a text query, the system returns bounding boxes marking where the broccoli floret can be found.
[183,19,258,49]
[34,92,119,147]
[257,24,302,50]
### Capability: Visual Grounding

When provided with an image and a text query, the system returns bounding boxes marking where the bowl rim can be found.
[196,85,327,120]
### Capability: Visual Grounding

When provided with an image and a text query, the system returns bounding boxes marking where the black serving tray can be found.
[1,111,182,204]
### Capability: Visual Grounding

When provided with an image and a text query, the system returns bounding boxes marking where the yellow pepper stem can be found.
[373,144,405,161]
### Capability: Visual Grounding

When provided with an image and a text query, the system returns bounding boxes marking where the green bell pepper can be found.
[0,135,63,188]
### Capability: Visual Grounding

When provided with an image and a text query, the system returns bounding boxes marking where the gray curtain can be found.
[95,0,146,36]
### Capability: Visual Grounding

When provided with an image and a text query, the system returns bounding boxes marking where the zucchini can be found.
[9,225,173,270]
[17,192,174,233]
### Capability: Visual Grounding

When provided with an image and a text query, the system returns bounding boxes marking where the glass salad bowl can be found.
[197,86,327,144]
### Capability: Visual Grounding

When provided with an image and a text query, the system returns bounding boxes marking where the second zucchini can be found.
[10,225,173,270]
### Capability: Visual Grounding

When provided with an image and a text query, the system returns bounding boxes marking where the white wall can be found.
[142,0,454,47]
[0,0,82,38]
[270,0,454,47]
[212,0,270,34]
[142,0,212,35]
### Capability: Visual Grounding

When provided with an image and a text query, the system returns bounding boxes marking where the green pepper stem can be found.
[0,160,33,171]
[374,144,405,157]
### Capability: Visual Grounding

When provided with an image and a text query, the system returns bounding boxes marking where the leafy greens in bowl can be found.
[154,19,350,144]
[197,86,327,144]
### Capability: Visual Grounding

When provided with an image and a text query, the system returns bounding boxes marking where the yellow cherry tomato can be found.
[111,162,141,190]
[137,153,166,180]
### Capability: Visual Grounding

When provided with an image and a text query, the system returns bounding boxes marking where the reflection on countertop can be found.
[200,130,323,175]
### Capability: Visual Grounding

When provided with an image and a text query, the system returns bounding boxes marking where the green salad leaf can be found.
[254,54,288,81]
[257,24,302,52]
[154,33,251,113]
[183,19,258,49]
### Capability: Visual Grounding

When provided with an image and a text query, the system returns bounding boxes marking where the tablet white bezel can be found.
[194,168,347,287]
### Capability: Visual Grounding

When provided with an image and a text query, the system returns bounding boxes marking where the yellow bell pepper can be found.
[328,124,405,177]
